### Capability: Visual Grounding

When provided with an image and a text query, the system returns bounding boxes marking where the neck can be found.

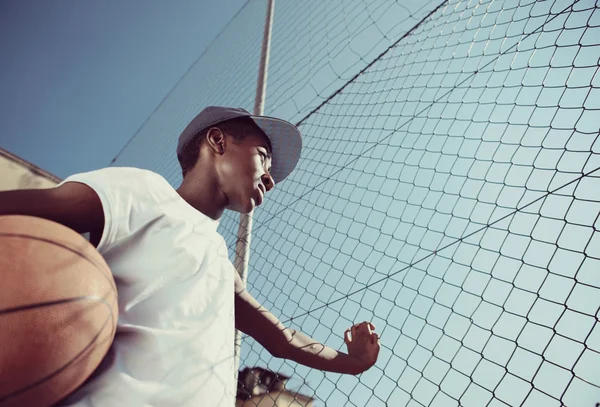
[176,165,227,220]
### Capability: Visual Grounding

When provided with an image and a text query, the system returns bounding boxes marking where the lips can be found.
[258,183,266,195]
[255,185,265,206]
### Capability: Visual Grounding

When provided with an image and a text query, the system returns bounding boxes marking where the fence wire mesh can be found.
[112,0,600,405]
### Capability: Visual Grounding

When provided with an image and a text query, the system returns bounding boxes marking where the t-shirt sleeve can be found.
[58,167,131,253]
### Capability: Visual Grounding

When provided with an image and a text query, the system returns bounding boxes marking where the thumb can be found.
[344,329,352,344]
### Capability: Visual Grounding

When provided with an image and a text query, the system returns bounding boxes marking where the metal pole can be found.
[234,0,275,374]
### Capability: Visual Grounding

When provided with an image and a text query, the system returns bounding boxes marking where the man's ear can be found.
[205,127,226,155]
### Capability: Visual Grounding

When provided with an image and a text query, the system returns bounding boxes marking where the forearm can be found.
[0,189,69,224]
[0,189,45,216]
[235,287,376,375]
[279,329,363,375]
[0,186,103,235]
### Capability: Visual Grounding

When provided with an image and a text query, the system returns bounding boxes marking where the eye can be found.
[258,150,268,164]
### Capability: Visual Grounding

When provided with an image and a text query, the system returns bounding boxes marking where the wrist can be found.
[345,354,373,375]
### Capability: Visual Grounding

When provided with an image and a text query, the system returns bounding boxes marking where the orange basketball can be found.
[0,215,118,407]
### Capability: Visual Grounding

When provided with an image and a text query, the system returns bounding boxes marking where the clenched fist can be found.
[344,321,380,374]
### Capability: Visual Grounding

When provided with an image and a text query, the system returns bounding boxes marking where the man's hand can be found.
[236,281,382,376]
[344,321,380,374]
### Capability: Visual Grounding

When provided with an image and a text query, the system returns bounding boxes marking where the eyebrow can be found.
[258,142,272,159]
[260,146,273,171]
[258,130,273,156]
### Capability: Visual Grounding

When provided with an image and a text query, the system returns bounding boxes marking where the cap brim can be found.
[250,116,302,184]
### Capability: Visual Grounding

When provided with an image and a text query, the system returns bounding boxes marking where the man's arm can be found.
[0,183,104,244]
[234,274,379,375]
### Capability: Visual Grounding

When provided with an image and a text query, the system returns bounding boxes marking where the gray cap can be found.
[177,106,302,184]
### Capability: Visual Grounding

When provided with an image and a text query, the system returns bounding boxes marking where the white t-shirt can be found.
[57,167,236,407]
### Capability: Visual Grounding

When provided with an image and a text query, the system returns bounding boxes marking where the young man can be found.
[0,106,380,406]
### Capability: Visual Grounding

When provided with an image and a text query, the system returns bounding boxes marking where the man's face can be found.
[216,128,274,214]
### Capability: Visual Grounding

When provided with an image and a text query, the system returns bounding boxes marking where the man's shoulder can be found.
[74,167,170,190]
[62,167,176,210]
[91,166,162,180]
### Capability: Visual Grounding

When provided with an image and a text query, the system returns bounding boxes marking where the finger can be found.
[369,322,376,331]
[371,332,379,344]
[344,329,352,344]
[351,324,359,338]
[366,323,373,336]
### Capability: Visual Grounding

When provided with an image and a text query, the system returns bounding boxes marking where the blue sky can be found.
[227,1,600,405]
[3,1,598,406]
[0,0,246,179]
[105,0,599,405]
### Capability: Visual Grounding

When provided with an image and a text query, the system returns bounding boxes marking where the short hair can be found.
[177,116,268,177]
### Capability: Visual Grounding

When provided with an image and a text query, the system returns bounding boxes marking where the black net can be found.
[263,0,444,123]
[112,0,600,405]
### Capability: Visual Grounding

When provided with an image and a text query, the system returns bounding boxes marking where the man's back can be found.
[56,167,236,407]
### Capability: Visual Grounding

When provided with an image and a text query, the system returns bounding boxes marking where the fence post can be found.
[233,0,275,379]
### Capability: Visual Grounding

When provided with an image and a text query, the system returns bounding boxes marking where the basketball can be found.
[0,215,118,407]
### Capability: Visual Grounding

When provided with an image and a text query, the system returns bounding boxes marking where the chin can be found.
[226,193,255,214]
[233,199,255,214]
[245,199,257,213]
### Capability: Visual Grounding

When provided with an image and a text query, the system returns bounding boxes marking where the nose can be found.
[261,172,275,192]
